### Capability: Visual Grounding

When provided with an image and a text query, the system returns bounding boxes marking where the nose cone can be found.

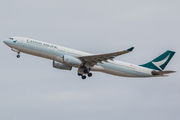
[3,39,8,44]
[3,39,12,46]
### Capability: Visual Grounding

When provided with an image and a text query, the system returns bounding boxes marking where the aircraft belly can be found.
[11,45,57,60]
[98,62,153,77]
[104,68,137,77]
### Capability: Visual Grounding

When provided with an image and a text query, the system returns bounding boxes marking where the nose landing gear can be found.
[17,52,20,58]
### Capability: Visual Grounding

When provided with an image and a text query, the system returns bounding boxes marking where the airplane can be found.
[3,37,176,79]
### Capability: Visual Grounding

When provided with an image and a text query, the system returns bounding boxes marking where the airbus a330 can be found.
[3,37,176,79]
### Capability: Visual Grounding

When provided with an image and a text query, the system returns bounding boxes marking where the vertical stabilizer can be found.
[140,50,175,71]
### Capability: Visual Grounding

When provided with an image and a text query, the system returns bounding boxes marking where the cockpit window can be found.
[9,38,13,40]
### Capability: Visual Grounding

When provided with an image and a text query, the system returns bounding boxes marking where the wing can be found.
[78,47,134,66]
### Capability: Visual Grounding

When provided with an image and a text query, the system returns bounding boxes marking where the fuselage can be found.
[3,37,155,78]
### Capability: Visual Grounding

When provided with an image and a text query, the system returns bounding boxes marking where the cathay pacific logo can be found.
[13,40,17,43]
[152,54,170,70]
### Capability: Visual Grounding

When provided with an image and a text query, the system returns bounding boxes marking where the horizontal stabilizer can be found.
[152,70,176,76]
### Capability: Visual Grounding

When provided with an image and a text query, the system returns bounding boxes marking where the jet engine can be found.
[63,55,82,67]
[53,61,72,70]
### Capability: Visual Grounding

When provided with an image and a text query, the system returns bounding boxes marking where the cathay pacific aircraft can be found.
[3,37,176,79]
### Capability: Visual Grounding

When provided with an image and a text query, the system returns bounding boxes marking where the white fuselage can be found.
[3,37,155,78]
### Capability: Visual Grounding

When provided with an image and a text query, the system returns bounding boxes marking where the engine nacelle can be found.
[63,55,82,67]
[53,61,72,70]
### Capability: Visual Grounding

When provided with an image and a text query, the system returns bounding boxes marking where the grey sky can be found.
[0,0,180,120]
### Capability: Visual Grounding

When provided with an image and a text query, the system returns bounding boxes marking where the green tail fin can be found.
[140,50,175,71]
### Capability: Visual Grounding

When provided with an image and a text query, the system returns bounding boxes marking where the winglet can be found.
[127,47,134,52]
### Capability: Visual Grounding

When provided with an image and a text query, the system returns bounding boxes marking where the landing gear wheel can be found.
[82,75,86,80]
[88,73,92,77]
[17,55,20,58]
[78,73,82,76]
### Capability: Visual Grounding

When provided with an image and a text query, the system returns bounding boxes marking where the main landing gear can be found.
[77,65,93,80]
[17,52,20,58]
[78,72,93,80]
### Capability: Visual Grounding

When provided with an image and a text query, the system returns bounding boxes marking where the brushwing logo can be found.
[152,54,170,70]
[13,40,17,43]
